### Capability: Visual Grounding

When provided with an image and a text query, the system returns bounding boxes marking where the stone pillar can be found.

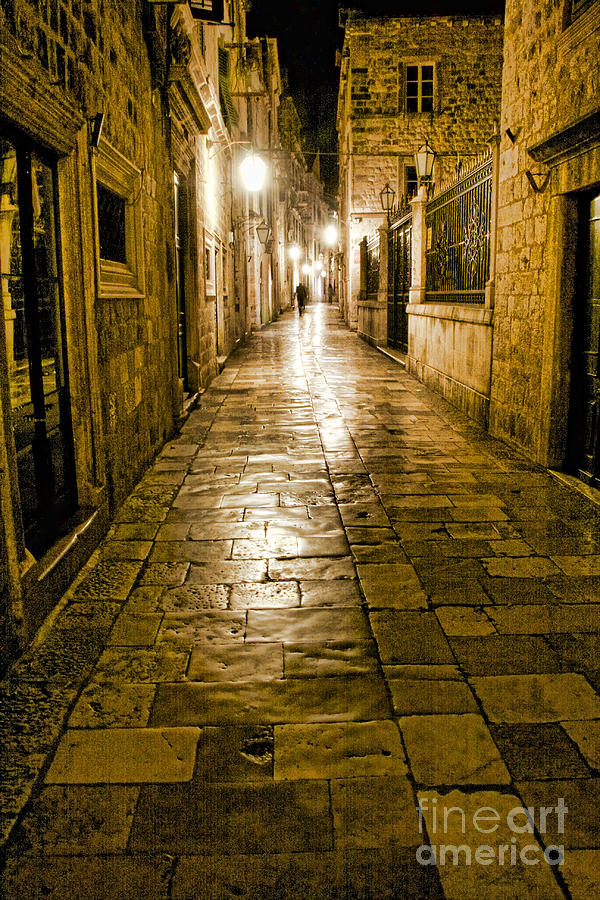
[485,130,500,309]
[377,225,389,303]
[409,185,427,305]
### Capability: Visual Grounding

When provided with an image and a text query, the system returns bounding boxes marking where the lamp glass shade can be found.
[255,221,270,246]
[415,142,436,181]
[240,153,267,191]
[379,183,395,214]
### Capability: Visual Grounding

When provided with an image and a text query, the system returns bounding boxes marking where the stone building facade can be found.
[0,0,181,668]
[0,1,328,670]
[490,0,600,482]
[337,11,504,328]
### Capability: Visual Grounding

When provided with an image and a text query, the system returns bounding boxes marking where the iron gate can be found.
[425,151,492,304]
[387,208,412,351]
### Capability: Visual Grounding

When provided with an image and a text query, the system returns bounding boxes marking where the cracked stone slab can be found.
[449,635,563,676]
[188,642,283,682]
[1,855,173,900]
[489,723,591,780]
[389,679,478,716]
[268,557,356,581]
[151,540,235,563]
[129,780,332,854]
[330,776,420,849]
[158,611,246,646]
[481,556,561,578]
[562,720,600,769]
[399,713,511,786]
[246,608,370,643]
[186,560,267,584]
[229,581,300,609]
[150,676,391,726]
[369,611,454,665]
[561,850,600,900]
[284,641,380,678]
[417,789,565,900]
[107,613,163,646]
[193,725,274,781]
[551,555,600,576]
[138,562,190,586]
[274,721,407,779]
[486,603,600,634]
[170,848,444,899]
[515,778,600,850]
[299,580,362,607]
[70,561,142,600]
[68,681,156,728]
[231,537,298,559]
[357,563,428,610]
[338,504,391,527]
[435,607,497,637]
[45,727,201,783]
[470,673,600,723]
[159,583,230,611]
[10,785,139,855]
[92,647,190,682]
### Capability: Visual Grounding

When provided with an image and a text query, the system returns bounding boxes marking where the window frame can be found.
[93,137,145,299]
[401,61,436,115]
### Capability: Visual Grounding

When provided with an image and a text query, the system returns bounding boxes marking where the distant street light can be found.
[240,153,267,192]
[324,224,338,246]
[288,245,300,261]
[301,263,311,275]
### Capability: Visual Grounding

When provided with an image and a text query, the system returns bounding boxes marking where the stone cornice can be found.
[0,35,84,154]
[528,108,600,166]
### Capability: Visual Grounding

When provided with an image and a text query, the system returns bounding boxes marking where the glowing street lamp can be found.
[240,152,267,192]
[288,244,300,261]
[301,263,311,275]
[324,224,338,246]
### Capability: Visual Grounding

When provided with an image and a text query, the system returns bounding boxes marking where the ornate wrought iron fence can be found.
[425,151,492,304]
[366,233,380,296]
[388,203,412,351]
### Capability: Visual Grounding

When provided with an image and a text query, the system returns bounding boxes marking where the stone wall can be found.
[490,0,600,464]
[0,0,178,660]
[346,15,503,206]
[338,13,503,329]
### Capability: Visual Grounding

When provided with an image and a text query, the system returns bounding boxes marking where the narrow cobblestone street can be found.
[2,303,600,899]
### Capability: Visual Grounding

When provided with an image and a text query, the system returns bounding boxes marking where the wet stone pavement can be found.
[2,303,600,899]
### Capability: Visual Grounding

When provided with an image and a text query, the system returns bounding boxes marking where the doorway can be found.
[568,191,600,485]
[0,130,77,555]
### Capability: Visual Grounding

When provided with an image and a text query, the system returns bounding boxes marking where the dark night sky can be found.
[247,0,505,197]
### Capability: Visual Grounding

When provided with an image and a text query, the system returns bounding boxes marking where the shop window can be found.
[94,137,144,298]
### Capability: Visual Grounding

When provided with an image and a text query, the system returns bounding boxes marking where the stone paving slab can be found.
[129,780,333,855]
[3,305,600,897]
[45,726,201,783]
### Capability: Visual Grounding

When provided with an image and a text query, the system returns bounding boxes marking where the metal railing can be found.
[388,203,412,351]
[425,150,493,304]
[366,233,380,296]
